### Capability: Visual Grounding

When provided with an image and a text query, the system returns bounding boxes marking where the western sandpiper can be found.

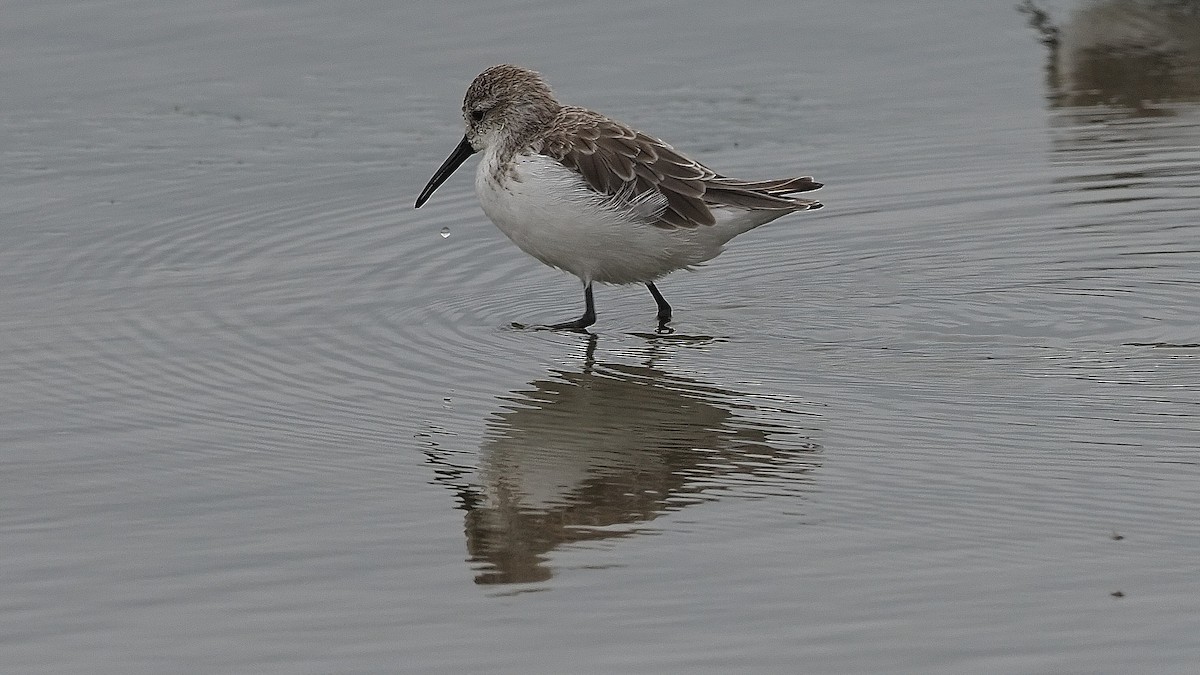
[415,64,823,331]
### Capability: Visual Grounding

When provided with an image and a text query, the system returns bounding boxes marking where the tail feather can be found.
[703,175,824,211]
[708,175,823,194]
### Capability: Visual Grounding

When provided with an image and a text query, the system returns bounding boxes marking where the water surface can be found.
[2,0,1198,673]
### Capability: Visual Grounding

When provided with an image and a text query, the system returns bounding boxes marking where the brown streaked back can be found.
[538,106,822,229]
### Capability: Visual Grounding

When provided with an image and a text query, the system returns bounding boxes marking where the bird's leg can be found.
[548,282,596,331]
[646,282,673,331]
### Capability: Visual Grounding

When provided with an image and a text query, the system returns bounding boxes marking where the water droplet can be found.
[439,227,450,239]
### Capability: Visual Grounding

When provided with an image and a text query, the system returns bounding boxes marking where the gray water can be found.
[2,0,1198,673]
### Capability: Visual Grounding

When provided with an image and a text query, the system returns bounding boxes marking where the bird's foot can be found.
[544,316,595,332]
[655,313,674,335]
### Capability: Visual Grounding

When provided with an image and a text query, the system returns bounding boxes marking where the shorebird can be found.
[415,64,823,331]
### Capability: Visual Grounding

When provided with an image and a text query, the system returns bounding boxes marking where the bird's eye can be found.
[469,109,485,122]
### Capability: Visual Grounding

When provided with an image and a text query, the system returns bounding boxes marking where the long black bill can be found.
[414,136,477,208]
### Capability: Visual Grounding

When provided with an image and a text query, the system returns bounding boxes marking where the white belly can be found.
[475,151,735,285]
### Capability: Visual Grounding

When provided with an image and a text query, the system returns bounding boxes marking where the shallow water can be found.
[2,0,1198,673]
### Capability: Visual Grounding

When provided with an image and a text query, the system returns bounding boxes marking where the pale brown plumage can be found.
[416,64,826,330]
[537,106,823,230]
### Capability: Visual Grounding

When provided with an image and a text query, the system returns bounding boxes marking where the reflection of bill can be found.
[434,336,822,585]
[1020,0,1200,109]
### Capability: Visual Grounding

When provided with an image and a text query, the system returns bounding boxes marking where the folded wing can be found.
[539,106,822,229]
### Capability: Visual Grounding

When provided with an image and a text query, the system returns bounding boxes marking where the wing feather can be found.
[538,106,822,229]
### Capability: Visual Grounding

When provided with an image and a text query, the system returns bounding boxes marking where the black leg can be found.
[646,282,672,328]
[549,283,596,331]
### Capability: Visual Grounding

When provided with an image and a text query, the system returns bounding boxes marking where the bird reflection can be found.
[432,335,820,585]
[1019,2,1200,200]
[1020,0,1200,111]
